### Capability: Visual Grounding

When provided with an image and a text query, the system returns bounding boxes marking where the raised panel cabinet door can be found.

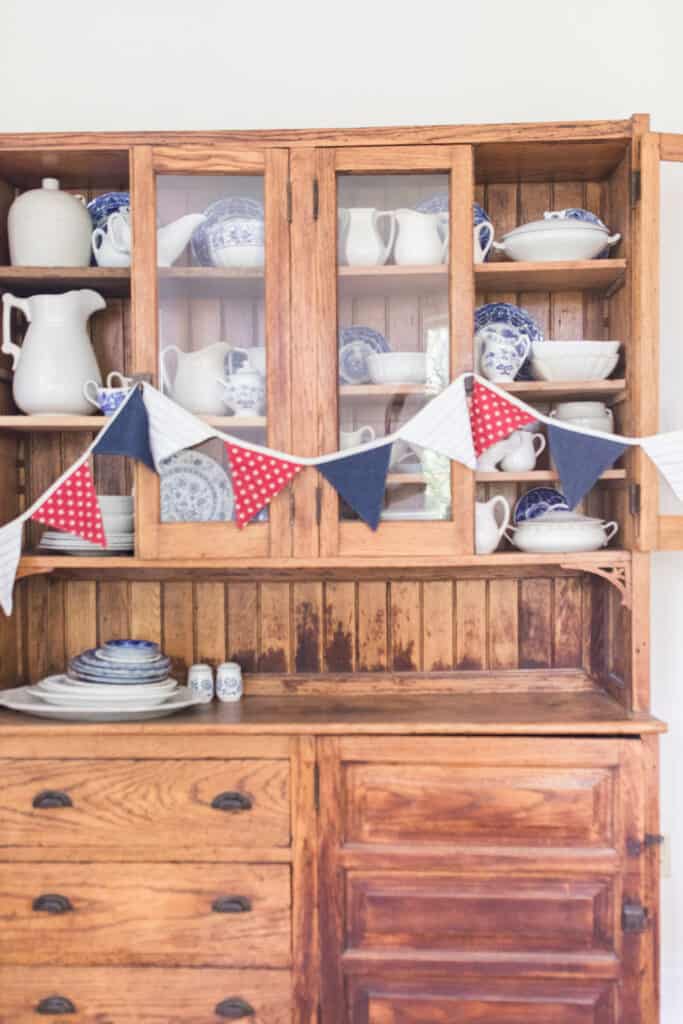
[0,967,292,1023]
[0,758,290,858]
[131,145,293,560]
[346,976,617,1024]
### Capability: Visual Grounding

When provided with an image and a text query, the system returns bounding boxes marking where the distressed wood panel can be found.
[390,581,421,671]
[227,582,258,672]
[294,581,323,673]
[519,578,553,669]
[357,582,388,672]
[455,580,487,670]
[324,582,356,673]
[422,581,454,671]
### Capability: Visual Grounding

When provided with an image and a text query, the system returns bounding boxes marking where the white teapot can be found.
[338,208,397,266]
[217,367,266,416]
[475,496,511,555]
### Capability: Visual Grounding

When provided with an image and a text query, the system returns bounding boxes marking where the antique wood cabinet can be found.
[0,115,672,1022]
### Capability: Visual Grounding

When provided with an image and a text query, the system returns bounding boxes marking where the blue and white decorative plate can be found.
[87,192,131,231]
[191,197,264,266]
[160,449,233,523]
[514,487,570,524]
[415,195,493,260]
[474,302,543,380]
[339,326,391,384]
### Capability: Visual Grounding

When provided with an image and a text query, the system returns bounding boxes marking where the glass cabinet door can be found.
[132,147,291,560]
[317,146,475,557]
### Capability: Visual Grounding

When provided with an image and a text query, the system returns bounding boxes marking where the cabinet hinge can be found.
[315,485,322,525]
[286,180,292,224]
[289,489,295,525]
[622,899,650,933]
[314,762,320,813]
[312,178,320,221]
[629,483,641,518]
[631,170,641,206]
[627,833,665,857]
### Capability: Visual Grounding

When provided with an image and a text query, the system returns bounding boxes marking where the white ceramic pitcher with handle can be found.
[394,209,449,265]
[2,289,105,415]
[338,208,397,266]
[475,495,511,555]
[160,341,232,415]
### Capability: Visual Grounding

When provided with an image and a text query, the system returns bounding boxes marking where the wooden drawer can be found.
[335,739,623,851]
[346,975,617,1024]
[0,862,290,967]
[346,872,617,957]
[0,967,291,1023]
[0,758,290,857]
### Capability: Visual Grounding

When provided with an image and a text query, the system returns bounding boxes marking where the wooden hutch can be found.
[0,115,679,1022]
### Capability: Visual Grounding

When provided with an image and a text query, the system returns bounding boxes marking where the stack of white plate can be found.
[39,495,134,556]
[0,639,203,722]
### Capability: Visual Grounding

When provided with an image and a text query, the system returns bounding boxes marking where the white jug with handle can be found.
[160,341,233,415]
[2,289,105,415]
[499,431,546,472]
[475,495,511,555]
[338,208,397,266]
[394,209,449,265]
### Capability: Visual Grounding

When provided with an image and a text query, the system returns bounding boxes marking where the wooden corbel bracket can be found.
[560,559,632,609]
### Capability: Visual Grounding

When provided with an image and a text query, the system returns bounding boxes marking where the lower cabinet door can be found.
[0,967,291,1023]
[346,975,617,1024]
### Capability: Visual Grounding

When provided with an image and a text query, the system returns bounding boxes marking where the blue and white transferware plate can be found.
[191,197,264,266]
[474,302,543,381]
[160,449,233,523]
[339,326,391,384]
[102,639,160,659]
[514,487,570,524]
[87,192,131,231]
[415,195,493,261]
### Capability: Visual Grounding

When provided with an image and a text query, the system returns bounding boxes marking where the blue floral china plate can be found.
[474,302,543,380]
[87,192,130,231]
[191,196,264,266]
[160,450,233,523]
[339,326,391,384]
[514,487,570,524]
[415,195,493,260]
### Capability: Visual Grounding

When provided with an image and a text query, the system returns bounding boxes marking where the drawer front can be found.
[346,872,617,956]
[0,759,290,854]
[0,967,291,1023]
[343,762,615,848]
[347,976,617,1024]
[0,863,290,967]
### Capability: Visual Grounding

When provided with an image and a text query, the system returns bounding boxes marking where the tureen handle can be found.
[606,233,621,248]
[603,521,619,544]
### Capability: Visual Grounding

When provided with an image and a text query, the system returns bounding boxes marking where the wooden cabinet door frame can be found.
[130,144,292,559]
[311,145,475,558]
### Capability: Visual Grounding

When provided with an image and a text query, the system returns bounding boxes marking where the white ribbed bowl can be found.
[530,353,619,381]
[367,352,427,385]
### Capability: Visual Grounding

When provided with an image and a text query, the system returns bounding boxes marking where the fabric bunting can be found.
[143,384,217,468]
[399,376,476,469]
[641,431,683,503]
[92,386,156,471]
[547,423,628,509]
[0,518,24,616]
[316,442,393,530]
[226,443,303,527]
[469,379,537,456]
[31,462,106,547]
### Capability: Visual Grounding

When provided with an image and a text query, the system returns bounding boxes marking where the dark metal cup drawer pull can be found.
[211,791,252,812]
[32,790,73,809]
[215,997,255,1019]
[32,893,73,914]
[35,995,76,1014]
[212,895,252,914]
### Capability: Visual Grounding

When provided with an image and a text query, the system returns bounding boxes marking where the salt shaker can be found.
[188,663,214,703]
[216,662,243,702]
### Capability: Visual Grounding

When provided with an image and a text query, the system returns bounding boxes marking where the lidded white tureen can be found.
[493,209,621,262]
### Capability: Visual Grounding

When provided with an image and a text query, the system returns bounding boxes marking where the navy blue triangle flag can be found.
[316,442,392,530]
[92,386,156,472]
[547,423,627,508]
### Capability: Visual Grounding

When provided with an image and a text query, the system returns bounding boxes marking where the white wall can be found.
[2,0,683,1016]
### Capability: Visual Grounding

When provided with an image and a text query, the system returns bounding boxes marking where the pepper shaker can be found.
[188,663,214,703]
[216,662,243,702]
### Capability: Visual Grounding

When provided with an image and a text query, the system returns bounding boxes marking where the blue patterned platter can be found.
[160,450,233,523]
[191,196,264,266]
[87,192,130,231]
[514,487,570,524]
[339,326,391,384]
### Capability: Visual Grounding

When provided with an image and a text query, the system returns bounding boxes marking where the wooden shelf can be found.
[0,413,266,432]
[159,266,264,297]
[340,384,435,398]
[500,379,626,401]
[475,259,626,292]
[338,264,447,296]
[476,469,626,483]
[0,266,130,298]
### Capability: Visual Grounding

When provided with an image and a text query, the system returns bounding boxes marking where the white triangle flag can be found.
[142,385,218,468]
[398,376,476,469]
[0,518,24,616]
[641,431,683,502]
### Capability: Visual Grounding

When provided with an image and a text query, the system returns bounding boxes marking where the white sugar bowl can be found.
[551,401,614,434]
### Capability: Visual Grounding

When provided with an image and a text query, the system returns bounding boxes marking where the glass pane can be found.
[156,174,267,523]
[337,173,451,522]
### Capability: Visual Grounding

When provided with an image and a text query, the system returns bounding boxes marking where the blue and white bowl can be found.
[103,639,161,661]
[339,326,391,384]
[191,197,265,267]
[514,487,570,524]
[474,303,543,382]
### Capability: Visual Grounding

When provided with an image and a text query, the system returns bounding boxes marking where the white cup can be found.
[216,662,243,702]
[188,663,214,703]
[340,425,375,449]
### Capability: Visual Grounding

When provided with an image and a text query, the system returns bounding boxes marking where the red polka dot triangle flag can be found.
[225,443,303,528]
[469,379,537,457]
[31,462,106,547]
